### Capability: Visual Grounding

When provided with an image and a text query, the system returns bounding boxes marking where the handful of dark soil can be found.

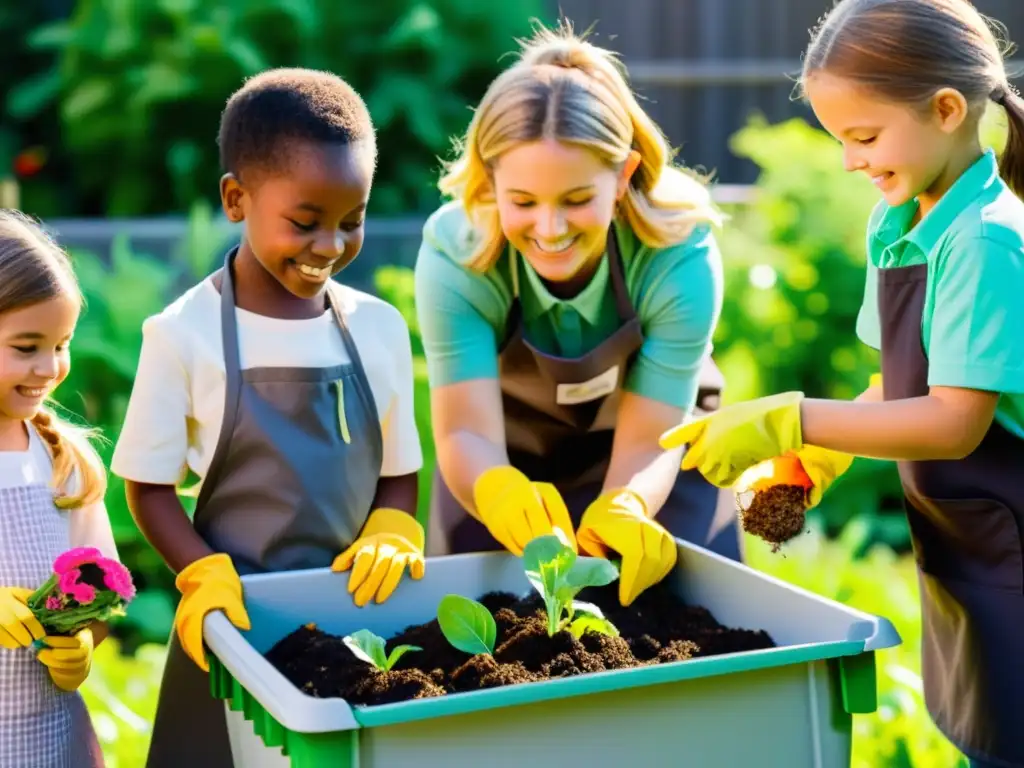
[265,581,775,707]
[738,485,808,552]
[735,454,814,553]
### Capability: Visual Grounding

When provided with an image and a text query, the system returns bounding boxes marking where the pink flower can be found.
[58,568,96,605]
[97,557,136,600]
[54,547,103,577]
[45,596,62,611]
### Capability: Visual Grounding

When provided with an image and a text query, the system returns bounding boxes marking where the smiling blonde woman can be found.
[415,21,739,606]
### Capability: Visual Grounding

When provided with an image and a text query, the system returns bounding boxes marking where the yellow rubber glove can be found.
[659,391,805,488]
[0,586,45,649]
[797,445,855,508]
[38,627,93,692]
[472,466,577,556]
[332,508,426,607]
[174,553,251,672]
[576,489,677,607]
[737,446,855,510]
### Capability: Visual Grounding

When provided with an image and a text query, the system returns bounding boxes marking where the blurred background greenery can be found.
[2,0,1013,765]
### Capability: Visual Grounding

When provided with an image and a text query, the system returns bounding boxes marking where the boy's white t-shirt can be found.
[111,277,423,491]
[0,425,120,560]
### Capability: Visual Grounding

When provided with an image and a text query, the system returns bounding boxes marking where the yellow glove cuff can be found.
[359,508,425,552]
[174,553,238,593]
[798,445,855,477]
[797,445,855,508]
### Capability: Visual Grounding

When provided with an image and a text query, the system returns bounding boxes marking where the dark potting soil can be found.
[740,485,809,552]
[265,580,776,707]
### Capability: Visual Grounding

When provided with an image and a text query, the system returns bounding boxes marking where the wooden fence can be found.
[551,0,1024,182]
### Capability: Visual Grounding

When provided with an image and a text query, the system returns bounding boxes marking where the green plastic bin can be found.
[204,539,901,767]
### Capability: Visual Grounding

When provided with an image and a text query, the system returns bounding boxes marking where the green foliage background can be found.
[2,0,546,217]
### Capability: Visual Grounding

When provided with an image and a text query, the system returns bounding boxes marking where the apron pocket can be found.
[905,496,1024,594]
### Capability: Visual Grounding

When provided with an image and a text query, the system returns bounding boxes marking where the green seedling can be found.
[343,629,421,672]
[437,594,497,656]
[523,531,620,638]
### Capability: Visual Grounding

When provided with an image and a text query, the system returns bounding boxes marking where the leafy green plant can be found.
[437,594,496,656]
[9,0,549,217]
[343,629,421,672]
[522,532,619,638]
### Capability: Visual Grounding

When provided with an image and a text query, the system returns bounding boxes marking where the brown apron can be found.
[145,247,383,767]
[429,226,741,561]
[879,263,1024,768]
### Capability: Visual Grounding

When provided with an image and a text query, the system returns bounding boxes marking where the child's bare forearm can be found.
[125,481,215,574]
[371,472,419,517]
[801,388,998,461]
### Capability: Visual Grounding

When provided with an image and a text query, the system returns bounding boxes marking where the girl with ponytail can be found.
[416,20,737,608]
[0,208,115,766]
[658,2,1024,766]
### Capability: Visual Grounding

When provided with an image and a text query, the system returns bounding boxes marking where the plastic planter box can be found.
[204,540,901,768]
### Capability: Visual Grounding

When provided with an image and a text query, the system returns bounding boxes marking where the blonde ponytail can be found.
[32,406,107,509]
[439,19,721,272]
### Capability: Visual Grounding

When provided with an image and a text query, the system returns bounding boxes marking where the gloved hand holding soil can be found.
[735,444,855,552]
[734,453,815,552]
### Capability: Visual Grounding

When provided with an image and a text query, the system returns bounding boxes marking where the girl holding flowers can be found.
[0,209,124,767]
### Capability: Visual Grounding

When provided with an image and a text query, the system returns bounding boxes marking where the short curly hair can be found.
[218,67,377,179]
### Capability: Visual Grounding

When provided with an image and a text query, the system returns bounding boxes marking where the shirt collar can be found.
[517,250,611,324]
[873,149,999,253]
[906,148,998,252]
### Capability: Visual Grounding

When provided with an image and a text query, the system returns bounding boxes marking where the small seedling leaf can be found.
[565,557,619,589]
[523,533,625,636]
[385,644,422,671]
[524,534,576,598]
[523,534,567,571]
[343,629,389,670]
[437,594,496,655]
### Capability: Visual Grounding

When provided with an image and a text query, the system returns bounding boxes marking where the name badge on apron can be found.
[556,365,619,405]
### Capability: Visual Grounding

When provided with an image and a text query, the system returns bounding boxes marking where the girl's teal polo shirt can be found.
[855,149,1024,439]
[414,201,723,413]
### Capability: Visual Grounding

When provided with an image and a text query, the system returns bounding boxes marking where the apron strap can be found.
[509,241,521,300]
[195,249,246,517]
[325,282,374,407]
[605,224,636,322]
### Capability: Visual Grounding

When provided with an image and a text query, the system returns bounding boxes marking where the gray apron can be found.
[429,226,741,561]
[0,428,104,768]
[879,263,1024,768]
[145,247,383,767]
